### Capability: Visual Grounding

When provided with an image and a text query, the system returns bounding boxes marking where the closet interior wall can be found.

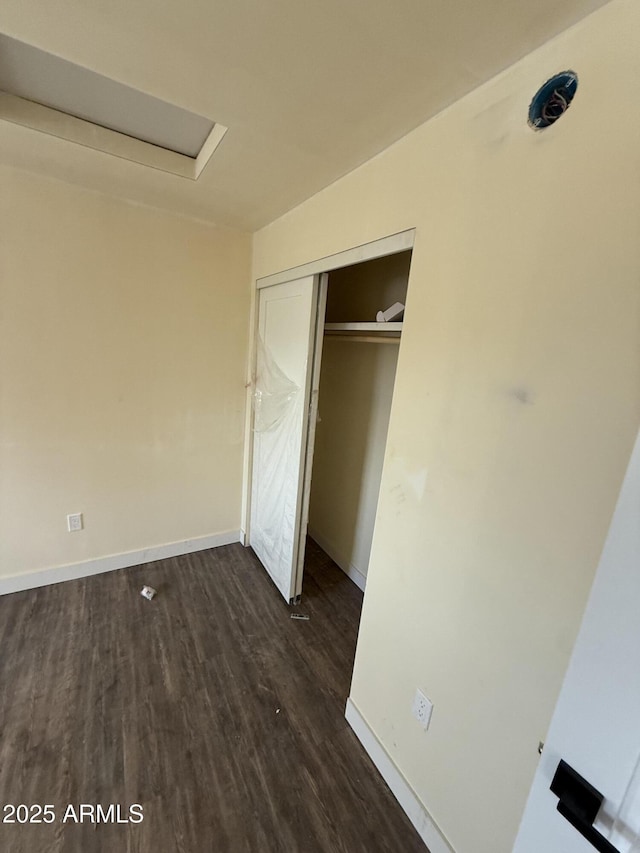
[308,251,412,590]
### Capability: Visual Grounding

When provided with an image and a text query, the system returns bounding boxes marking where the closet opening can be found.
[304,249,412,594]
[248,230,414,615]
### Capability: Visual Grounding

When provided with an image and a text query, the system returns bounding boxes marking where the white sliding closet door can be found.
[249,275,323,603]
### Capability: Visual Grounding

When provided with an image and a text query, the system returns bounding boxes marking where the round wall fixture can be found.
[528,71,578,130]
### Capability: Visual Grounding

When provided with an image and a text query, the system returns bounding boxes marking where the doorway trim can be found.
[255,229,415,289]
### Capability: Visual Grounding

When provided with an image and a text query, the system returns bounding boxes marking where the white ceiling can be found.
[0,0,611,231]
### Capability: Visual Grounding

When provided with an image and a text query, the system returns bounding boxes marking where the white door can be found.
[514,428,640,853]
[249,275,324,603]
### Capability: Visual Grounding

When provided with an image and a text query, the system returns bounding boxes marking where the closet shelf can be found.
[324,321,402,345]
[324,322,403,332]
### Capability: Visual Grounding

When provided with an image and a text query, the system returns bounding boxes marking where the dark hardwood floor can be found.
[0,540,425,852]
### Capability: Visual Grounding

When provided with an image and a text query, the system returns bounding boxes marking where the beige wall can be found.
[309,340,398,586]
[0,167,251,579]
[253,2,640,850]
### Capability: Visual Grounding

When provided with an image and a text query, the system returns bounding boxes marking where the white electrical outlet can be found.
[412,688,433,730]
[67,513,83,532]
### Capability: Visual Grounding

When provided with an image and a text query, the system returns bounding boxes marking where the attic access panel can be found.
[0,33,227,179]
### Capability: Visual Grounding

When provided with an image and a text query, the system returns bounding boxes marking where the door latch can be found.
[550,760,620,853]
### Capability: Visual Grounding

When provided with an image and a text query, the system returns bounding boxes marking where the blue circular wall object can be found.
[528,71,578,130]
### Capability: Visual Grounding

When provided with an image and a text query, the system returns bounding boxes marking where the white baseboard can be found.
[0,530,242,596]
[307,528,367,592]
[340,561,367,593]
[345,697,455,853]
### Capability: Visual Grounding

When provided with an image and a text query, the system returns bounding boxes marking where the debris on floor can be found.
[290,613,309,621]
[140,585,157,601]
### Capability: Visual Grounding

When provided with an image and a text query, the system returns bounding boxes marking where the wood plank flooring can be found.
[0,540,425,852]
